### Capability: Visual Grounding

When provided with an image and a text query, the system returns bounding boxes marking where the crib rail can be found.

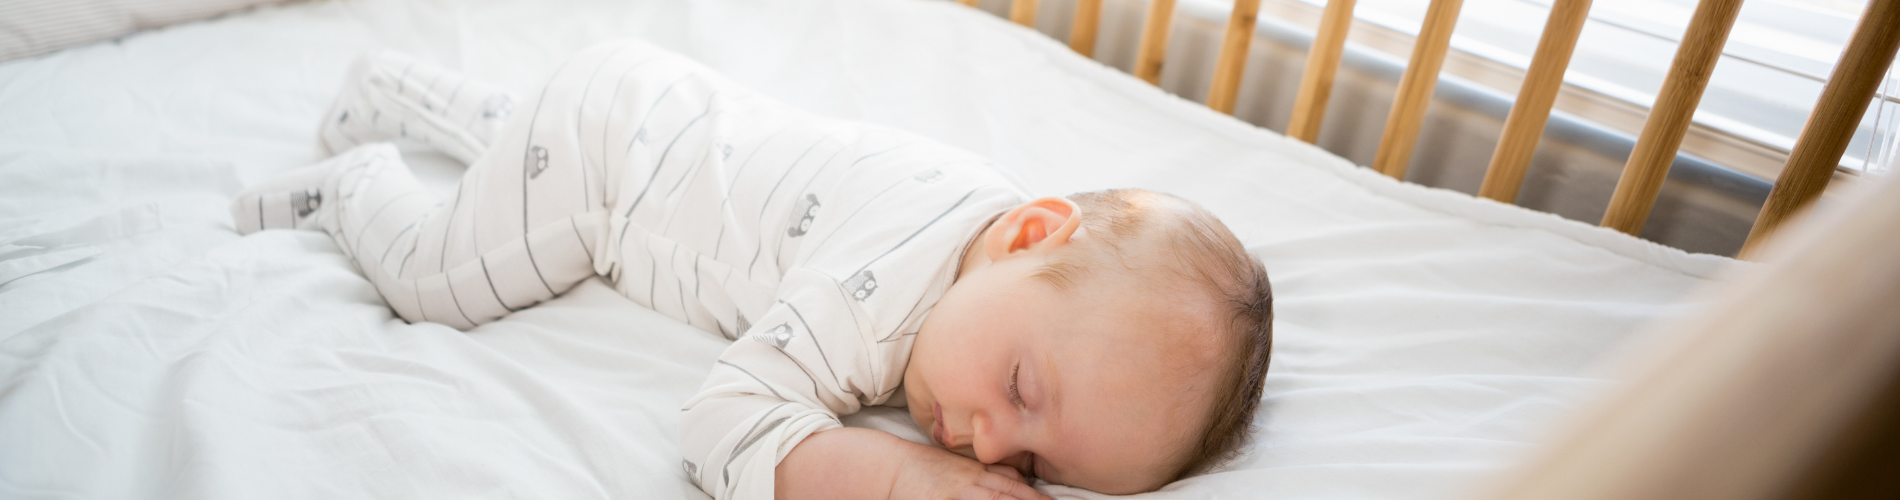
[1284,0,1354,143]
[1368,0,1463,179]
[970,0,1899,260]
[1476,0,1591,205]
[1132,0,1176,84]
[1204,0,1261,114]
[1478,171,1900,500]
[1010,0,1038,26]
[1741,0,1900,257]
[1598,0,1744,237]
[960,0,1900,492]
[1069,0,1103,56]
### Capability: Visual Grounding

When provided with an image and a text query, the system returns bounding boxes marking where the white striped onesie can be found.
[230,41,1027,500]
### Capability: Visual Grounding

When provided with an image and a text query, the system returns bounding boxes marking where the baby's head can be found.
[904,189,1273,494]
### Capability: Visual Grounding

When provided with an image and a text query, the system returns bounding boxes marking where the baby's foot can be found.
[231,143,397,234]
[318,50,516,165]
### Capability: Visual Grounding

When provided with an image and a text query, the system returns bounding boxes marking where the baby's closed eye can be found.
[1009,362,1024,408]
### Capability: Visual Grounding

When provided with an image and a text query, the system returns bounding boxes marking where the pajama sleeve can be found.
[678,270,890,500]
[676,145,1026,500]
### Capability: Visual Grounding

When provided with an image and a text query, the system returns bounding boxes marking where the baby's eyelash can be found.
[1008,362,1024,408]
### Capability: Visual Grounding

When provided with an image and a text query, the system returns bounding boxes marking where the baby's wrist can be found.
[778,427,920,500]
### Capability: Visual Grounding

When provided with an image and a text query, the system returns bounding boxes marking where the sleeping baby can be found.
[231,41,1273,500]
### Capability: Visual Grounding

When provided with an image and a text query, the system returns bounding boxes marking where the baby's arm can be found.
[677,270,883,500]
[678,269,1046,500]
[776,428,908,500]
[778,428,1049,500]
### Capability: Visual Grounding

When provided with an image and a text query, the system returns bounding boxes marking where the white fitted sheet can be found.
[0,0,1737,498]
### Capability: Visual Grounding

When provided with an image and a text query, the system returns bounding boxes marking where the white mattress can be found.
[0,0,1736,498]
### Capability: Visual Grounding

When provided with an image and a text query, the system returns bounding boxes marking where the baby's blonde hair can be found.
[1032,189,1273,481]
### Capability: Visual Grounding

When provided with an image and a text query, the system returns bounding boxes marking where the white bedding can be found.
[0,0,1734,498]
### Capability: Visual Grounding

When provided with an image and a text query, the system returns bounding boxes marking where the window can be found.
[1284,0,1896,177]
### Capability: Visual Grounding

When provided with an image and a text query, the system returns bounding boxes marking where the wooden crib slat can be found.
[1286,0,1358,144]
[1206,0,1263,114]
[1599,0,1744,235]
[960,0,979,7]
[1740,0,1900,258]
[1011,0,1039,27]
[1070,0,1104,57]
[1370,0,1465,179]
[1478,171,1900,500]
[1477,0,1593,204]
[1134,0,1178,85]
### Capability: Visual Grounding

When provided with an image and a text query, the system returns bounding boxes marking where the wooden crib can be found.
[966,0,1900,498]
[966,0,1897,259]
[0,0,1891,496]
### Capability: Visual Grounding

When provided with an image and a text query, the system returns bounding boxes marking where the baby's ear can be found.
[985,197,1083,260]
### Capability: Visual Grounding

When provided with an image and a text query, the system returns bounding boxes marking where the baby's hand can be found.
[890,446,1052,500]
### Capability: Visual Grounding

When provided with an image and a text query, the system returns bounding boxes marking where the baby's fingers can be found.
[985,464,1024,482]
[974,471,1052,500]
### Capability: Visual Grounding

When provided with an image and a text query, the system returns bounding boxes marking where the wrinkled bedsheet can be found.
[0,0,1734,498]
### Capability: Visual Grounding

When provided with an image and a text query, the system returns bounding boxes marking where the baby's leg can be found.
[233,141,603,330]
[319,50,517,165]
[235,49,650,329]
[237,42,771,329]
[235,51,516,234]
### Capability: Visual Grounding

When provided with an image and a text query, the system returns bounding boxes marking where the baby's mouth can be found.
[932,402,947,448]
